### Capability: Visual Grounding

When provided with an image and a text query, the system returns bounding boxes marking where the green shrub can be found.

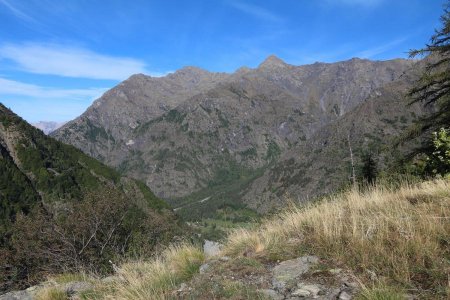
[424,128,450,177]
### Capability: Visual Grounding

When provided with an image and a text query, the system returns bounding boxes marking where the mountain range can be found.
[52,55,430,218]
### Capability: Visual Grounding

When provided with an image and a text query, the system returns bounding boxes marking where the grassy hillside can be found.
[224,179,450,293]
[33,178,449,299]
[0,103,181,292]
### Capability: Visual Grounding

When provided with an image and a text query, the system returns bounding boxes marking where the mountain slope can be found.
[243,70,430,212]
[52,56,423,218]
[54,68,229,162]
[0,103,181,291]
[0,103,171,223]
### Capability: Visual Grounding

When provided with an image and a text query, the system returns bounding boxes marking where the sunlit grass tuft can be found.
[356,284,405,300]
[106,243,205,299]
[35,286,68,300]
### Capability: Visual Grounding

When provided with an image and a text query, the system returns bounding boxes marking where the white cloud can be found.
[0,43,155,80]
[0,77,107,99]
[228,1,282,22]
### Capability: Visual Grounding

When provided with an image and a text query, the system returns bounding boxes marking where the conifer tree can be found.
[409,2,450,130]
[361,152,377,185]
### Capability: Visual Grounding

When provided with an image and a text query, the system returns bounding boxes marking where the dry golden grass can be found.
[224,179,450,295]
[35,286,68,300]
[49,272,89,284]
[103,243,205,300]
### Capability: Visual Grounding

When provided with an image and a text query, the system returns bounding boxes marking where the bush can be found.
[424,128,450,177]
[3,188,176,291]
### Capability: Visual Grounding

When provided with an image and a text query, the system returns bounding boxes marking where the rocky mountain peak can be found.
[235,66,252,74]
[258,55,288,69]
[172,66,210,77]
[128,73,148,79]
[122,73,151,84]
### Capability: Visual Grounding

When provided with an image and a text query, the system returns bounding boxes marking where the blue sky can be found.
[0,0,446,122]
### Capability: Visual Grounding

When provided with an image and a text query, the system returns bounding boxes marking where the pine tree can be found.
[361,152,377,185]
[409,2,450,131]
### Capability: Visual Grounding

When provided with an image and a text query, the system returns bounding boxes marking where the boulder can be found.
[199,263,210,274]
[338,291,352,300]
[272,255,319,290]
[296,283,322,297]
[291,288,311,297]
[64,281,93,295]
[259,289,284,300]
[203,240,223,257]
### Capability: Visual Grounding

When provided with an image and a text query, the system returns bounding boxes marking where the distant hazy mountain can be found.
[52,56,429,218]
[32,121,66,134]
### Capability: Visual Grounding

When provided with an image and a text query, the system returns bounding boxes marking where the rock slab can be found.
[203,240,223,257]
[272,255,319,290]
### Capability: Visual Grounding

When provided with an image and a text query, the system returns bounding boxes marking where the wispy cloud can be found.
[0,43,159,80]
[324,0,384,6]
[0,0,38,24]
[355,37,408,58]
[0,77,107,99]
[228,1,282,22]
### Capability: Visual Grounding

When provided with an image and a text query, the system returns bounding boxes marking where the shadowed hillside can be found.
[0,103,182,292]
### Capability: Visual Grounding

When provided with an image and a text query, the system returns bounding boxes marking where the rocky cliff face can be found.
[52,56,426,217]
